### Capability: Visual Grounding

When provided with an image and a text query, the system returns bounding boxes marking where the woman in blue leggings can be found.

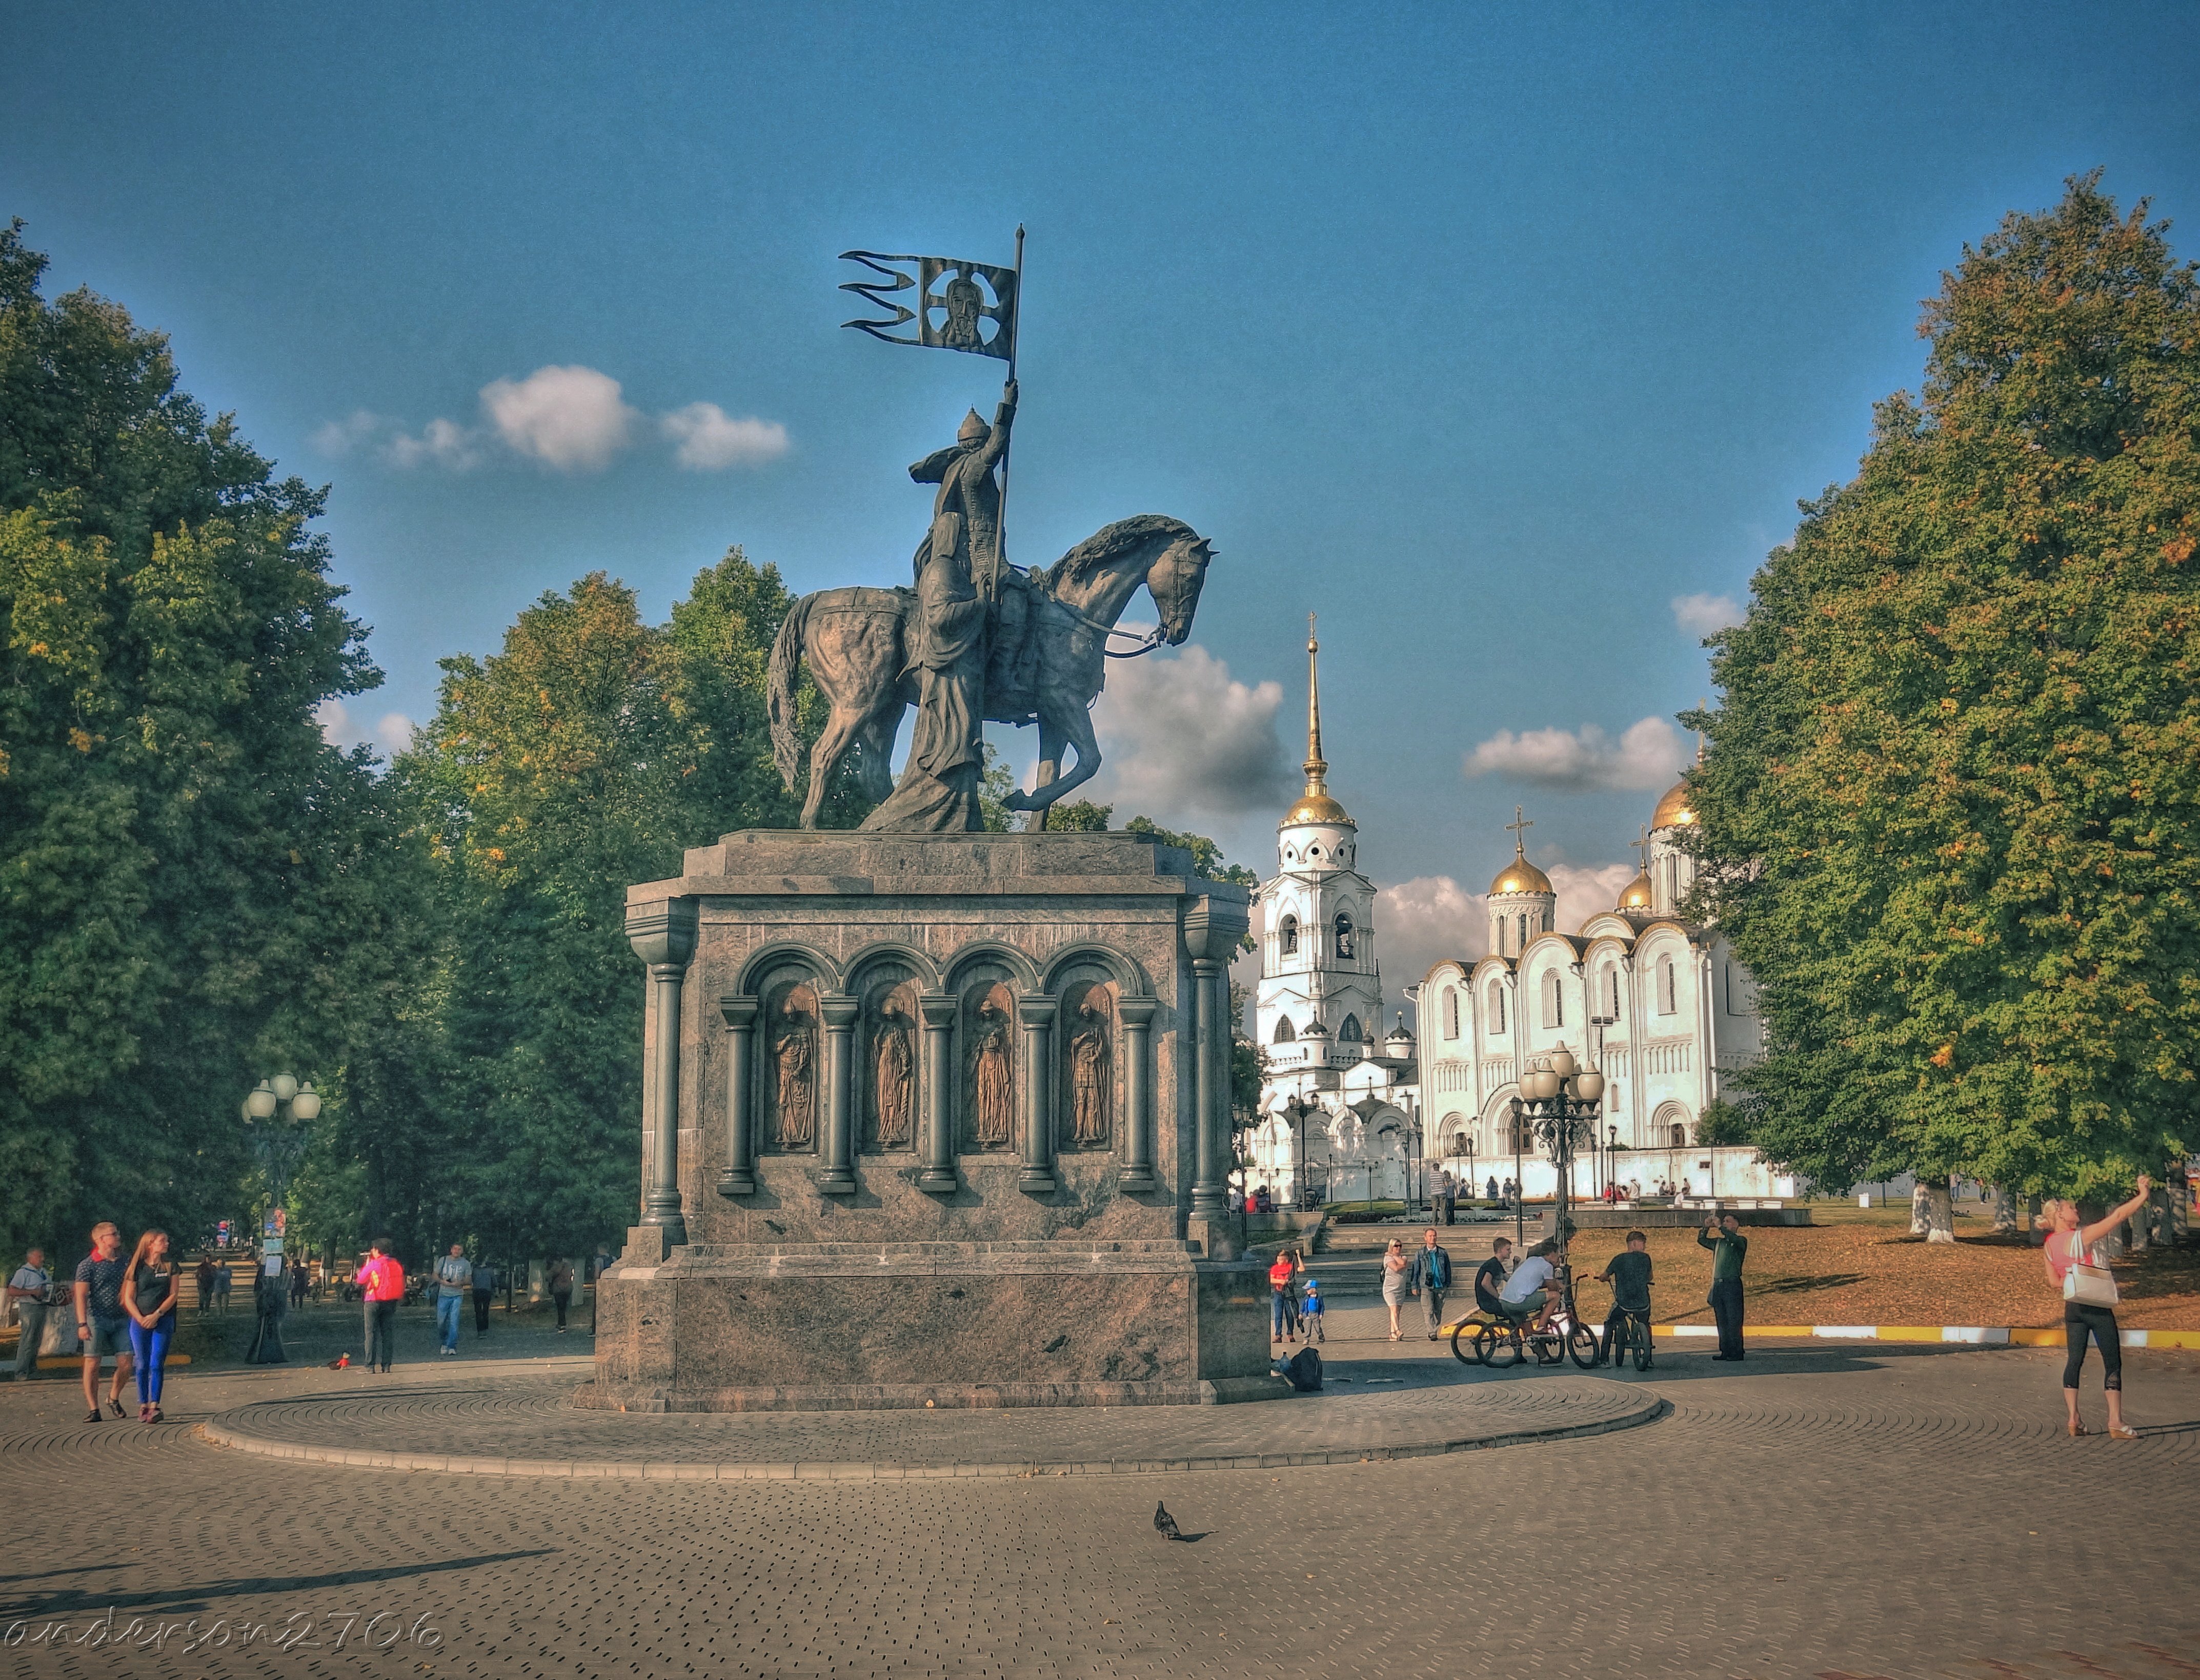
[123,1229,180,1423]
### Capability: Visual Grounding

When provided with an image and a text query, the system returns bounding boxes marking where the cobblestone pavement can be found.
[198,1360,1658,1475]
[2,1341,2194,1678]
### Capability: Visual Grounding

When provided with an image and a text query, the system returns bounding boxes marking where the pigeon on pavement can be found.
[1154,1502,1182,1541]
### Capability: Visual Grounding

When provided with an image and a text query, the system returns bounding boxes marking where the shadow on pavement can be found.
[0,1549,558,1620]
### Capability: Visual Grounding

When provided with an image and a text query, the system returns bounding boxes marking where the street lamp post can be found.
[241,1074,321,1267]
[1510,1044,1604,1261]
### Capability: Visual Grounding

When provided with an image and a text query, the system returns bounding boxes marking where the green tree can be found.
[0,221,383,1263]
[376,554,810,1264]
[1687,174,2199,1198]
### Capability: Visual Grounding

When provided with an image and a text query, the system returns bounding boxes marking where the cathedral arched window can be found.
[1334,914,1355,959]
[1487,982,1506,1035]
[1338,1014,1363,1045]
[1669,1122,1688,1148]
[1279,915,1298,956]
[1540,970,1564,1030]
[1658,957,1677,1016]
[1507,1112,1531,1153]
[1443,987,1460,1040]
[1516,914,1528,952]
[1602,966,1622,1022]
[1272,1016,1296,1044]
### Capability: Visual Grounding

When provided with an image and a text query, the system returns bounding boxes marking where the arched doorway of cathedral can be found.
[1338,1014,1363,1045]
[1371,1123,1406,1201]
[1651,1101,1694,1193]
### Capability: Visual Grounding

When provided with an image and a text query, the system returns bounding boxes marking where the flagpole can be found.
[996,224,1023,575]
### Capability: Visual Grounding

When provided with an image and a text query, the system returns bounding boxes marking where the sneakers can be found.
[440,1346,456,1357]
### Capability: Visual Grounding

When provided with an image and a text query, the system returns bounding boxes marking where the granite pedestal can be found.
[580,830,1268,1412]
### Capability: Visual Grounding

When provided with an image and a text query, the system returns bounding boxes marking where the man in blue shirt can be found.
[1408,1228,1454,1342]
[73,1222,133,1421]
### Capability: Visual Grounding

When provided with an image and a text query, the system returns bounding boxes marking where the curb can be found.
[195,1390,1666,1480]
[1649,1324,2200,1349]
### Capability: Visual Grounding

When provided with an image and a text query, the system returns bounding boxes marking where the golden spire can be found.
[1282,612,1353,828]
[1304,613,1326,789]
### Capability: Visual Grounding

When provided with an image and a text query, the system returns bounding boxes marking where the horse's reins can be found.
[1000,563,1172,659]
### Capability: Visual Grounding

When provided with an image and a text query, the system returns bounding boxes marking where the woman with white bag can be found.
[2041,1175,2152,1439]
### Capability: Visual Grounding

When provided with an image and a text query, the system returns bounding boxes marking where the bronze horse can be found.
[767,514,1213,829]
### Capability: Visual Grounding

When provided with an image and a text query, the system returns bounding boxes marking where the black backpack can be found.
[1283,1347,1323,1392]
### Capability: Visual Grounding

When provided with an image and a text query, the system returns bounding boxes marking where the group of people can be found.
[1266,1248,1325,1345]
[4,1223,186,1424]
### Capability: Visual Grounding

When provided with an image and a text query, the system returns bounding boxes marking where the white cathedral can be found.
[1245,627,1790,1207]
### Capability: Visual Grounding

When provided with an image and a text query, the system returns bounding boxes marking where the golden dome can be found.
[1285,791,1355,827]
[1650,779,1696,831]
[1489,853,1553,897]
[1617,871,1654,911]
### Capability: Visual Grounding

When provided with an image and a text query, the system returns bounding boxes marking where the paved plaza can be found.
[3,1300,2195,1680]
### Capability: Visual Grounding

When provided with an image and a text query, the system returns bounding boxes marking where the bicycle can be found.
[1600,1304,1655,1371]
[1448,1291,1598,1370]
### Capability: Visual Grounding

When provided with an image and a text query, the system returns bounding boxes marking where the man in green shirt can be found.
[1699,1213,1748,1361]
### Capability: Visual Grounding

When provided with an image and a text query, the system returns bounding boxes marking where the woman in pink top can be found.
[2041,1176,2151,1440]
[358,1239,405,1373]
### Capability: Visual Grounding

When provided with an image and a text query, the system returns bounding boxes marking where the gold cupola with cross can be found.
[1486,805,1558,959]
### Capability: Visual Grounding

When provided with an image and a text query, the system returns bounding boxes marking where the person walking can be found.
[1409,1227,1454,1342]
[1380,1238,1412,1341]
[73,1222,133,1422]
[433,1244,472,1357]
[358,1239,403,1372]
[1699,1212,1749,1361]
[8,1248,51,1383]
[548,1257,575,1333]
[472,1259,497,1334]
[123,1230,179,1421]
[2043,1176,2153,1439]
[194,1254,217,1317]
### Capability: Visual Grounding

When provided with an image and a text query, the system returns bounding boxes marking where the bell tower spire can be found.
[1303,612,1328,796]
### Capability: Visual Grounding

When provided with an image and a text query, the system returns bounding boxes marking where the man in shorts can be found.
[1497,1239,1559,1331]
[74,1222,133,1421]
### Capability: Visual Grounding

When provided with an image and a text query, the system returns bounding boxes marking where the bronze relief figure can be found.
[1068,1000,1111,1146]
[874,997,914,1148]
[973,1004,1013,1148]
[774,998,816,1149]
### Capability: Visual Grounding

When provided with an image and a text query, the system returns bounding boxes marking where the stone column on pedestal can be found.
[1181,895,1247,1219]
[627,898,699,1247]
[1117,997,1159,1191]
[818,995,860,1193]
[717,996,759,1197]
[1018,995,1059,1196]
[918,991,959,1196]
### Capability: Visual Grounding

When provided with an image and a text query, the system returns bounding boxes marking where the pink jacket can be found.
[358,1256,404,1302]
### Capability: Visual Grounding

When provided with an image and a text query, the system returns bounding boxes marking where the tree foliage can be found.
[1687,175,2199,1197]
[0,221,384,1262]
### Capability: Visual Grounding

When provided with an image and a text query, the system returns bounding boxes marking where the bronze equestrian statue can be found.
[766,378,1215,831]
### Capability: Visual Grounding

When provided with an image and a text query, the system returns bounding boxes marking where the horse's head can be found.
[1146,532,1213,646]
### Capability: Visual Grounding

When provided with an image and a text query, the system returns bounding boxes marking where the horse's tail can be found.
[768,593,813,793]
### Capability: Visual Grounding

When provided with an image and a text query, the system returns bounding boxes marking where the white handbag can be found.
[2062,1231,2118,1308]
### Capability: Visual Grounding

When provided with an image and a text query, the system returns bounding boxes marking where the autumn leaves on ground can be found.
[1553,1206,2200,1330]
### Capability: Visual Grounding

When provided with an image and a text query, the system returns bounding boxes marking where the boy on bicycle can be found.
[1592,1229,1654,1365]
[1472,1237,1513,1319]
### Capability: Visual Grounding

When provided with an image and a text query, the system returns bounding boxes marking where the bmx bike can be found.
[1600,1305,1656,1371]
[1449,1292,1599,1370]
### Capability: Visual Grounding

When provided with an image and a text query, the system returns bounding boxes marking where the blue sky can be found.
[8,2,2199,967]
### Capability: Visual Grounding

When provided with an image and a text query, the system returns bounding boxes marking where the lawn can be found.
[1554,1204,2200,1329]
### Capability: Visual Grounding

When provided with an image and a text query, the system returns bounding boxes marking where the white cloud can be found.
[1672,592,1743,639]
[480,365,639,471]
[1081,638,1293,824]
[1548,862,1640,930]
[660,402,790,470]
[1381,874,1488,980]
[315,699,416,763]
[384,416,482,471]
[312,410,382,457]
[1464,715,1683,793]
